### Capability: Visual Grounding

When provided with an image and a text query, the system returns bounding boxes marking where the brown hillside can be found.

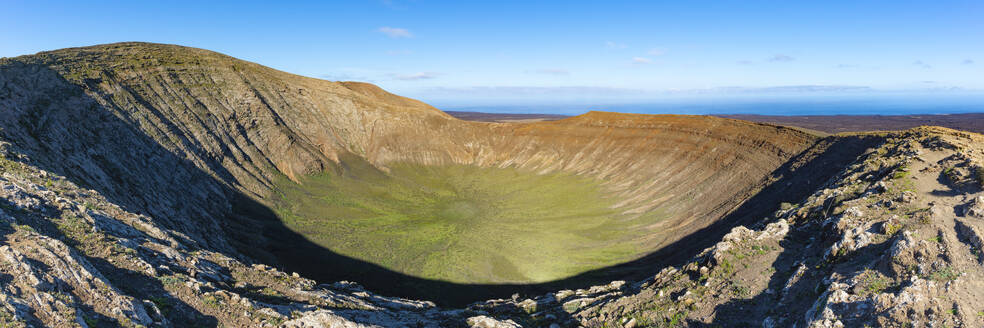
[0,42,839,311]
[0,42,818,260]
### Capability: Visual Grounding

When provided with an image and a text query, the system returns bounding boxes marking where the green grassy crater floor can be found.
[272,161,661,284]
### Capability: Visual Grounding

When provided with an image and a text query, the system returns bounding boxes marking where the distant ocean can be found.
[435,95,984,116]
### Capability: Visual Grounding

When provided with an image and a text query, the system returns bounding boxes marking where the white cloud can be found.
[378,27,413,38]
[528,68,569,76]
[392,72,440,80]
[768,54,795,62]
[380,0,408,10]
[425,86,647,96]
[605,41,627,49]
[319,67,382,82]
[320,73,370,82]
[631,57,652,64]
[421,85,876,99]
[647,49,665,56]
[721,85,872,93]
[913,60,932,69]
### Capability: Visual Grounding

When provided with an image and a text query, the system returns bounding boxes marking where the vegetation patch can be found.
[202,294,221,308]
[273,160,662,284]
[855,269,892,296]
[158,274,186,288]
[925,266,960,282]
[148,297,173,316]
[0,307,26,328]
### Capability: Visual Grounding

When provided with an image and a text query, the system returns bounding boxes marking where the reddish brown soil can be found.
[446,111,984,134]
[717,113,984,134]
[444,110,570,122]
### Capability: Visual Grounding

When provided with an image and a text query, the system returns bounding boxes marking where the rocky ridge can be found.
[469,127,984,327]
[0,141,476,327]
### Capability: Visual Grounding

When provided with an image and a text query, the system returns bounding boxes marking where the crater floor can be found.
[272,160,663,284]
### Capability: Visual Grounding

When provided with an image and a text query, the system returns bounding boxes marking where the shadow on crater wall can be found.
[0,63,882,307]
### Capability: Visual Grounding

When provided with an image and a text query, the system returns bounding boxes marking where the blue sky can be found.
[2,0,982,109]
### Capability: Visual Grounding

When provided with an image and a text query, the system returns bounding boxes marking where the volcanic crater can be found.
[23,44,984,328]
[0,42,855,304]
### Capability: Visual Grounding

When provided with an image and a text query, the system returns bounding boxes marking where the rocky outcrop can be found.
[472,127,984,327]
[0,144,478,326]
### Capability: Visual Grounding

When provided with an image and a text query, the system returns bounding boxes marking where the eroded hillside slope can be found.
[0,42,817,295]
